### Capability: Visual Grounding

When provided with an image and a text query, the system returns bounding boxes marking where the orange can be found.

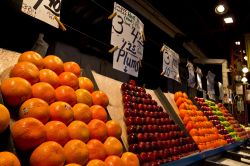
[87,139,106,160]
[88,119,108,142]
[45,121,69,146]
[121,152,140,166]
[10,61,40,85]
[189,128,198,136]
[75,89,93,106]
[64,139,89,165]
[0,104,10,134]
[49,101,74,125]
[104,137,123,157]
[78,77,94,93]
[86,159,105,166]
[19,98,50,124]
[64,62,81,77]
[1,77,32,106]
[72,103,92,123]
[106,120,122,138]
[0,151,21,166]
[174,91,183,101]
[105,155,124,166]
[175,97,185,107]
[42,55,64,75]
[68,120,90,143]
[65,164,81,166]
[183,92,188,99]
[18,51,44,69]
[91,91,109,107]
[32,82,56,104]
[30,141,65,166]
[59,72,79,90]
[179,109,187,119]
[11,117,46,151]
[39,69,60,88]
[55,86,77,106]
[90,105,108,122]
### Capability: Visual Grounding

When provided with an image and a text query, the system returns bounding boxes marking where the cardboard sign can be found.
[162,45,181,82]
[21,0,61,28]
[111,2,144,77]
[186,60,195,88]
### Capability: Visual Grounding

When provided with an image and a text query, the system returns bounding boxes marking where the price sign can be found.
[162,45,180,82]
[196,67,203,91]
[21,0,61,28]
[111,2,144,77]
[187,60,196,88]
[207,71,216,100]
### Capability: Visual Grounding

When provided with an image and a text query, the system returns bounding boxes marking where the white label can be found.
[21,0,61,28]
[162,45,180,82]
[111,2,144,77]
[196,67,203,91]
[187,60,196,88]
[207,71,216,100]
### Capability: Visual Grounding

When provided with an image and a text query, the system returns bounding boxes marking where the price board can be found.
[162,45,181,82]
[111,2,144,77]
[21,0,61,28]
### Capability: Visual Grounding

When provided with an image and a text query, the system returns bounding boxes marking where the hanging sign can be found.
[21,0,61,28]
[110,2,144,77]
[207,71,215,100]
[196,67,203,91]
[186,60,196,88]
[218,82,224,100]
[161,44,181,82]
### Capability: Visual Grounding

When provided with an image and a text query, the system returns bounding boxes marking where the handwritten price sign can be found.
[162,45,181,82]
[21,0,61,28]
[111,2,144,77]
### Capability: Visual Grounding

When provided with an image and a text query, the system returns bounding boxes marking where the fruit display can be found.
[121,81,198,165]
[174,92,227,151]
[0,51,139,166]
[217,103,249,140]
[195,97,239,143]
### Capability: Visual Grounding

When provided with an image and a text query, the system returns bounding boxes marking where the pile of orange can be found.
[174,91,227,151]
[0,51,139,166]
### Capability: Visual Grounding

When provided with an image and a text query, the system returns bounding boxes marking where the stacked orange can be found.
[0,51,139,166]
[174,91,227,151]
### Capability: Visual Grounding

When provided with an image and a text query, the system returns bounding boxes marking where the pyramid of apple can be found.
[217,103,249,140]
[121,82,198,165]
[0,51,140,166]
[174,92,227,151]
[195,98,242,142]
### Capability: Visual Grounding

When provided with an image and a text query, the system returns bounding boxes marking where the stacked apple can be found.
[174,92,227,151]
[195,97,236,143]
[217,103,249,140]
[121,81,197,165]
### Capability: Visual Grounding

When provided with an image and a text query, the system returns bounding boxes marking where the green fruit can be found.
[218,116,226,121]
[225,126,234,132]
[229,132,237,137]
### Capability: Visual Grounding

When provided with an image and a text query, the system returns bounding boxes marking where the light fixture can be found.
[235,41,240,45]
[215,1,228,15]
[224,17,233,24]
[244,55,248,61]
[241,76,248,84]
[242,66,249,73]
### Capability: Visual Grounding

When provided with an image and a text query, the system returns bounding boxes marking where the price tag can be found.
[162,45,181,82]
[187,60,196,88]
[110,2,144,77]
[21,0,61,28]
[207,71,216,100]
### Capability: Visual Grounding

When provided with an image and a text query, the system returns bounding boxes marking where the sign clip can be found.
[108,12,117,19]
[54,16,66,31]
[108,46,118,53]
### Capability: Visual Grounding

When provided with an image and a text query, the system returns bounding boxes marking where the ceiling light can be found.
[241,76,248,83]
[244,55,248,61]
[242,66,249,73]
[235,41,240,45]
[224,17,233,24]
[215,1,228,15]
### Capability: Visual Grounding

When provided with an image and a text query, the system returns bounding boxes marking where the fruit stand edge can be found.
[160,140,244,166]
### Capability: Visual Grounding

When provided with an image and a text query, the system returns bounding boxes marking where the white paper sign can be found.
[207,71,215,100]
[162,45,181,82]
[186,60,196,88]
[111,2,144,77]
[21,0,61,28]
[218,82,224,100]
[196,67,203,91]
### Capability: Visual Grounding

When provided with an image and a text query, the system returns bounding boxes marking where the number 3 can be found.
[113,15,123,34]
